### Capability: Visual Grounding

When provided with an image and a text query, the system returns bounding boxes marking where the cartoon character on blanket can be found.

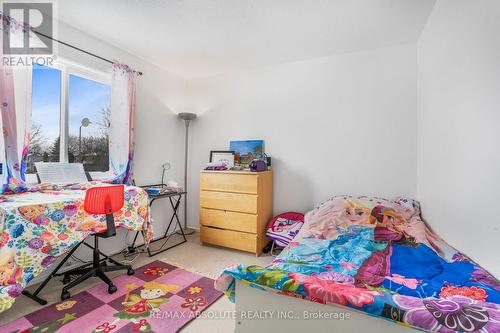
[216,196,500,333]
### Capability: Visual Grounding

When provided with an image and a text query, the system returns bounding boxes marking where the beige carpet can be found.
[0,232,273,332]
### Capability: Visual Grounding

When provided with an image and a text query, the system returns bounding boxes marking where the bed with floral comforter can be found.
[215,196,500,332]
[0,181,152,313]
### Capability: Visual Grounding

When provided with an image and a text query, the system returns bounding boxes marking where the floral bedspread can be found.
[215,196,500,332]
[0,182,152,313]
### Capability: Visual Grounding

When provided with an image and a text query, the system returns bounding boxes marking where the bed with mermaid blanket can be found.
[215,196,500,332]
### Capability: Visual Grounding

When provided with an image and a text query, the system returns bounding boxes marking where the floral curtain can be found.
[109,62,138,185]
[0,13,139,188]
[0,14,32,193]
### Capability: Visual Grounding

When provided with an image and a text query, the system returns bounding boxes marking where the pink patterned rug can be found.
[1,261,223,333]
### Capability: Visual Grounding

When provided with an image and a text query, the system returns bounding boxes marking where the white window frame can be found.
[30,58,111,172]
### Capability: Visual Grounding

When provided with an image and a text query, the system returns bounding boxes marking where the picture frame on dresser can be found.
[209,150,235,168]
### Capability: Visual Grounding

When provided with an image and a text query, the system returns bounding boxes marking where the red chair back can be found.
[84,185,125,215]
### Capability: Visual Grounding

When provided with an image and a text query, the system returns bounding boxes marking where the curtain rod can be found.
[33,30,143,76]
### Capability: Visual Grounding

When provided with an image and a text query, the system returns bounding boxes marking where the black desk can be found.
[131,185,187,257]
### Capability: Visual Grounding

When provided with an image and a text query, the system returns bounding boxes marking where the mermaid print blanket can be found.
[215,196,500,332]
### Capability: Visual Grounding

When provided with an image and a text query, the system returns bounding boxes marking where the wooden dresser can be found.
[199,170,273,256]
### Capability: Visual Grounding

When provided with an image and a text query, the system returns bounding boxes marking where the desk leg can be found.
[127,195,187,257]
[170,196,187,241]
[129,231,140,252]
[145,195,187,257]
[22,241,82,305]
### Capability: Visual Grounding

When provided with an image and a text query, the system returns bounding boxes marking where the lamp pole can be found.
[79,118,91,163]
[178,112,197,235]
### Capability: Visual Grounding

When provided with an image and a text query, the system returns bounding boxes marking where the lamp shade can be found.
[178,112,197,121]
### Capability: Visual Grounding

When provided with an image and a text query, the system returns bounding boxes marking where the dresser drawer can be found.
[201,226,257,253]
[200,208,257,233]
[200,172,258,194]
[200,190,257,214]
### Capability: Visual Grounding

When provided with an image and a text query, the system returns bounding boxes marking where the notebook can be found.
[35,162,89,184]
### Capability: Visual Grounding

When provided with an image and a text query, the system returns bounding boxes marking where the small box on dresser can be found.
[199,170,273,256]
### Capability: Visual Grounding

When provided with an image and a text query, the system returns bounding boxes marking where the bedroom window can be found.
[27,62,111,174]
[27,65,62,173]
[68,74,111,171]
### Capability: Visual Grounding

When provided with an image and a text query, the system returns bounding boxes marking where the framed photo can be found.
[209,150,235,168]
[229,140,264,166]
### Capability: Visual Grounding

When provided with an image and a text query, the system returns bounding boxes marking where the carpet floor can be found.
[0,232,273,332]
[1,260,223,333]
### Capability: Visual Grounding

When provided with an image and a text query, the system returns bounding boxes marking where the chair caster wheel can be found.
[108,285,117,294]
[61,291,71,300]
[127,268,135,276]
[62,275,71,284]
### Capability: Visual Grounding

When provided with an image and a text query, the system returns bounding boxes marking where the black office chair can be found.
[23,185,136,305]
[59,185,135,300]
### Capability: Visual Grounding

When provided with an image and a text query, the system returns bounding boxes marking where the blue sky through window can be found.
[30,64,111,171]
[32,63,61,145]
[69,74,111,139]
[31,64,111,143]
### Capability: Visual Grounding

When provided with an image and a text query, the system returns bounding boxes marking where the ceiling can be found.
[57,0,436,78]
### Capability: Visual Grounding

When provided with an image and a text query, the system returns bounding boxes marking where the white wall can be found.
[57,22,188,249]
[33,21,187,278]
[57,21,187,188]
[34,0,500,281]
[417,0,500,276]
[185,44,418,227]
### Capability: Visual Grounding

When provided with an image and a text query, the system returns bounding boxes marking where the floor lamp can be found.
[178,112,197,235]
